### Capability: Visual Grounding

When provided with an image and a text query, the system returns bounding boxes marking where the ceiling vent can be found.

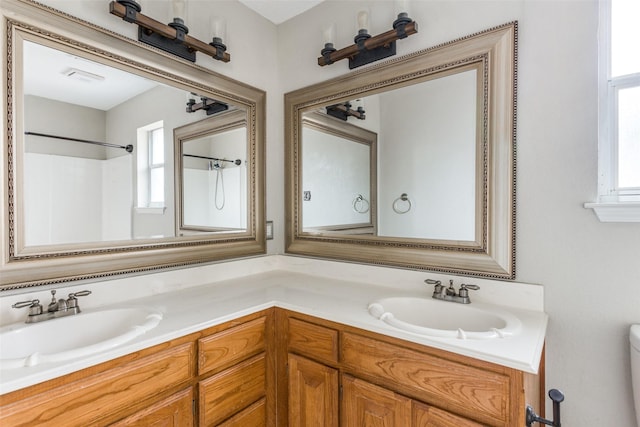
[63,68,105,83]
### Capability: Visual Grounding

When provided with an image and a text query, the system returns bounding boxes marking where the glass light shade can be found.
[394,0,410,16]
[211,16,227,41]
[356,9,369,32]
[322,23,336,45]
[171,0,186,21]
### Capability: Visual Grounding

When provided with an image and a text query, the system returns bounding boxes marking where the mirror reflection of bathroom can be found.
[180,119,247,233]
[20,39,245,246]
[300,65,480,242]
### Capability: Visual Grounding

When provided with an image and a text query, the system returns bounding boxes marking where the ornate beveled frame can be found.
[174,109,249,235]
[0,0,266,290]
[285,22,517,279]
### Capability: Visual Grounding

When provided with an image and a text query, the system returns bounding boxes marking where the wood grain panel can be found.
[0,342,194,427]
[288,353,339,427]
[218,398,266,427]
[412,400,484,427]
[341,374,412,427]
[288,317,339,364]
[199,316,266,375]
[111,388,194,426]
[199,353,266,426]
[342,332,509,424]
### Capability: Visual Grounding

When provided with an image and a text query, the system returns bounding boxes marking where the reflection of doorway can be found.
[301,112,377,235]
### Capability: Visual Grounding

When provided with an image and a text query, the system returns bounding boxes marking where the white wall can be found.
[377,70,477,240]
[302,126,372,227]
[21,0,640,425]
[278,1,640,425]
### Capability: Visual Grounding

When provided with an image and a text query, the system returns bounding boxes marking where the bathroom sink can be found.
[368,297,521,340]
[0,307,162,369]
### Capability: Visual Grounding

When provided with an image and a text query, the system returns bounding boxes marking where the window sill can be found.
[584,201,640,223]
[135,206,166,215]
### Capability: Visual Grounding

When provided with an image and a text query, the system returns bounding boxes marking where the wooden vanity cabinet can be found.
[0,309,275,427]
[278,309,543,427]
[1,307,540,427]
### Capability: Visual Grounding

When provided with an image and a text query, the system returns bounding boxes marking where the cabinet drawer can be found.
[111,388,194,427]
[217,398,266,427]
[199,353,266,426]
[0,342,194,427]
[199,316,266,375]
[341,332,510,424]
[288,317,338,364]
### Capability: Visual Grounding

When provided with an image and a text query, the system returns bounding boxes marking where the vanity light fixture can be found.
[109,0,230,63]
[326,102,365,121]
[318,8,417,69]
[186,93,229,115]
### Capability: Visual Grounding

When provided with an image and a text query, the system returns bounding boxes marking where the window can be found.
[586,0,640,221]
[148,126,165,206]
[136,121,166,211]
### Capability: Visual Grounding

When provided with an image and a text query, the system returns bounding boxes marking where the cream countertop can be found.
[0,255,547,394]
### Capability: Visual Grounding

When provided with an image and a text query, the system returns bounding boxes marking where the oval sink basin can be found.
[0,307,162,369]
[368,297,521,340]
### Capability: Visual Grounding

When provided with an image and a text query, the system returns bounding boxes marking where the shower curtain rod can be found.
[25,132,134,153]
[183,153,242,165]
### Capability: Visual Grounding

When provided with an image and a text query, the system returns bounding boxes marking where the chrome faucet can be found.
[425,279,479,304]
[12,289,91,323]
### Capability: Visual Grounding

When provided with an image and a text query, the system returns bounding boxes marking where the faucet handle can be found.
[67,290,91,310]
[425,279,443,295]
[68,290,92,299]
[458,283,480,298]
[12,299,43,315]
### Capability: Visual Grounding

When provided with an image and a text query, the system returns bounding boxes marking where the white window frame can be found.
[585,0,640,222]
[135,121,166,214]
[147,126,165,208]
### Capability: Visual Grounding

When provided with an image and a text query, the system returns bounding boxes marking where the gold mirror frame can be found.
[285,23,517,279]
[1,0,266,290]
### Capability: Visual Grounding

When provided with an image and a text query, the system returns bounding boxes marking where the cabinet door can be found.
[341,374,412,427]
[199,353,266,426]
[412,401,484,427]
[288,353,339,427]
[111,388,193,427]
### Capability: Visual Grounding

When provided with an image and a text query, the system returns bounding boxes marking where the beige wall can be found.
[278,1,640,425]
[30,0,640,425]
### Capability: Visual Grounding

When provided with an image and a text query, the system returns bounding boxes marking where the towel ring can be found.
[392,193,412,214]
[353,194,370,213]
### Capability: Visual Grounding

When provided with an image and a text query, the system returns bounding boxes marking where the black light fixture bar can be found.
[326,102,365,121]
[318,15,417,69]
[109,1,230,63]
[186,96,229,116]
[25,132,133,153]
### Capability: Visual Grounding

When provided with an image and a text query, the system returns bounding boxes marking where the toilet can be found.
[631,325,640,427]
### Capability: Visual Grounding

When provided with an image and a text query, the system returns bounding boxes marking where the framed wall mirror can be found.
[174,110,248,235]
[1,0,265,290]
[285,23,517,279]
